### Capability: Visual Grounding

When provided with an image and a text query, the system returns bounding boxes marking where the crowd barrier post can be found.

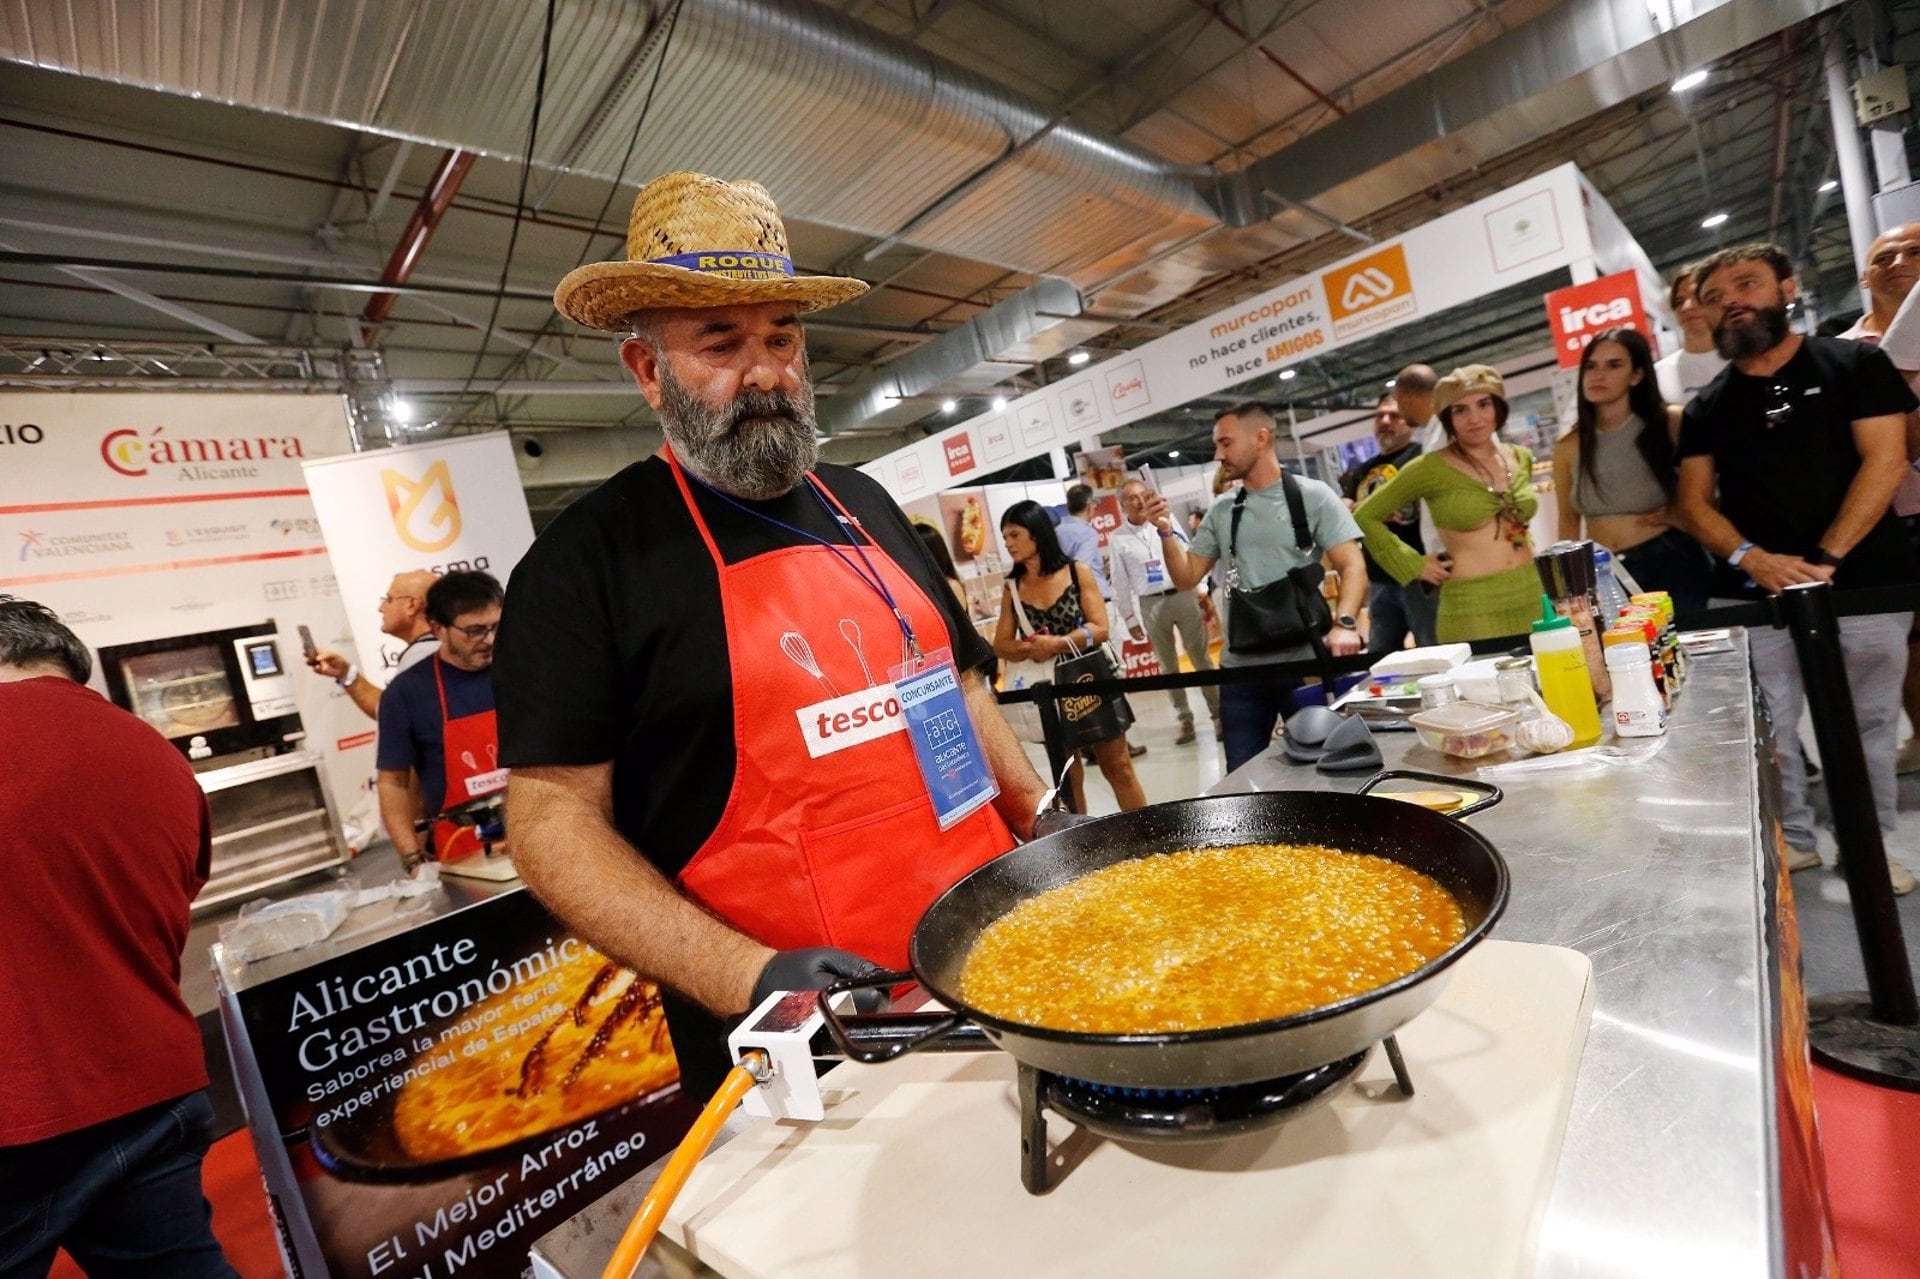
[1033,684,1076,814]
[1778,580,1920,1090]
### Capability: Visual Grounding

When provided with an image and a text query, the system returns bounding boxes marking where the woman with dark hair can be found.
[912,520,969,612]
[993,500,1146,813]
[1552,327,1712,613]
[1354,365,1542,641]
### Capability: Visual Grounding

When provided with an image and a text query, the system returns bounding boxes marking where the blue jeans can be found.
[1366,578,1441,653]
[0,1092,237,1279]
[1221,672,1303,773]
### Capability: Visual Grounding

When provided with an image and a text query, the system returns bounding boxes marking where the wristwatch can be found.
[1805,546,1842,567]
[1334,614,1358,630]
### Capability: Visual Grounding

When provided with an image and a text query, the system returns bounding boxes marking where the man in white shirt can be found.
[1652,265,1728,405]
[1113,479,1218,744]
[1837,222,1920,775]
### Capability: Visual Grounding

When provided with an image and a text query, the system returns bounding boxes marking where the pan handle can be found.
[817,969,971,1064]
[1357,768,1503,820]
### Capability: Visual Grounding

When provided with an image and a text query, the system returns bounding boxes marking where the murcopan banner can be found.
[862,163,1606,500]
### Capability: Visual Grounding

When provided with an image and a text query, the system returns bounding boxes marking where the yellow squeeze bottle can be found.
[1529,594,1603,749]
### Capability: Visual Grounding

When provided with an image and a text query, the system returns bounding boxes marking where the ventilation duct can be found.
[0,0,1216,285]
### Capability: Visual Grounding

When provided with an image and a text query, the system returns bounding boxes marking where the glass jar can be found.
[1416,673,1458,710]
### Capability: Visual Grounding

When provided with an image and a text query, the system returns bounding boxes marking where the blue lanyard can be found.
[687,471,922,659]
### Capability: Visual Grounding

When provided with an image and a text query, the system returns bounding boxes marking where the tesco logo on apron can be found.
[797,685,906,759]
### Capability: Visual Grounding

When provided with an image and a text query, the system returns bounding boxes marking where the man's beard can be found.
[657,361,819,500]
[1713,303,1790,361]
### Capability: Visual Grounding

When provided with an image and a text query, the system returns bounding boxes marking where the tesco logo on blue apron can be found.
[797,685,906,759]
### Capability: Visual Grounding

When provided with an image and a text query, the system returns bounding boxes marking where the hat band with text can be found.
[646,250,796,281]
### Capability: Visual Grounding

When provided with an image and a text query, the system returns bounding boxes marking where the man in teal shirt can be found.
[1148,402,1366,771]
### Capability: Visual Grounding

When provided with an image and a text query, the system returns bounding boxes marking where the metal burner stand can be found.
[1015,1035,1416,1194]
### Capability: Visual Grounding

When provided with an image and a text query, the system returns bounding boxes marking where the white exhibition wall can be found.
[862,162,1606,500]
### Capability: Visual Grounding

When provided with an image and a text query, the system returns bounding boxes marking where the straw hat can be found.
[553,172,869,331]
[1432,364,1506,418]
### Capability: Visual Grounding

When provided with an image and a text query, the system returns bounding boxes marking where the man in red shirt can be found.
[0,596,238,1278]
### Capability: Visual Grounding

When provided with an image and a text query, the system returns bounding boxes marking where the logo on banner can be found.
[943,431,975,476]
[382,460,462,553]
[1105,361,1152,415]
[269,517,321,537]
[17,528,132,562]
[99,425,305,480]
[1088,495,1123,543]
[164,524,250,548]
[1323,244,1417,338]
[1543,270,1650,368]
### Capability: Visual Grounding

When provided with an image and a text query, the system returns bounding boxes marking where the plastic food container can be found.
[1407,700,1522,759]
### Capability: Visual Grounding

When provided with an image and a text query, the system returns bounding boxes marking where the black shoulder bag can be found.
[1224,473,1334,655]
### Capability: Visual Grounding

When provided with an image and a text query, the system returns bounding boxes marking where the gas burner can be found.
[1015,1034,1415,1194]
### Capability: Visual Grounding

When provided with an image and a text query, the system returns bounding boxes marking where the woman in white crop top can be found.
[1552,327,1713,613]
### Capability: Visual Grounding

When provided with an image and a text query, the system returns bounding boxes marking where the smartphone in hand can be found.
[297,624,317,659]
[1136,463,1159,494]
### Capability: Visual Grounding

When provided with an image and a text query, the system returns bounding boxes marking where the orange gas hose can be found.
[600,1058,762,1279]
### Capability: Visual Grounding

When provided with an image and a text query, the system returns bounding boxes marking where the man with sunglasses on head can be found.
[303,568,440,719]
[1676,242,1918,894]
[375,570,505,867]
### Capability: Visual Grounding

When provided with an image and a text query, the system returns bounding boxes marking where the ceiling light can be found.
[941,399,957,414]
[1384,378,1396,387]
[390,398,415,423]
[1278,369,1297,381]
[991,396,1008,411]
[1168,450,1181,459]
[1818,179,1838,194]
[1700,212,1729,229]
[1067,350,1091,366]
[1671,69,1708,93]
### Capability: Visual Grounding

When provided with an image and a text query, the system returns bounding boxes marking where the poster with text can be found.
[226,890,697,1279]
[0,391,367,818]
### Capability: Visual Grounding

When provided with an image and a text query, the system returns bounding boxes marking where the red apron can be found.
[668,452,1013,969]
[431,654,506,862]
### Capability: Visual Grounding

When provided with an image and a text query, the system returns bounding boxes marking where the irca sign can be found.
[1543,270,1652,368]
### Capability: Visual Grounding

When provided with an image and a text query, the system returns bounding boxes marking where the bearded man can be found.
[493,172,1049,1096]
[1675,242,1917,895]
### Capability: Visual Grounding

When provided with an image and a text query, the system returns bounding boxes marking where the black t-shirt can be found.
[1678,335,1917,598]
[494,460,992,1100]
[375,656,496,815]
[494,458,991,878]
[1341,441,1424,571]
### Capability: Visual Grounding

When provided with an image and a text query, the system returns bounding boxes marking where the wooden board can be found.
[663,940,1594,1278]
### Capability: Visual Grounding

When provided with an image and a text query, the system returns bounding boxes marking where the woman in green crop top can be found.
[1353,365,1542,641]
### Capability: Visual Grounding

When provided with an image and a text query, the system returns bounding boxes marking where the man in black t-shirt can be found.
[495,172,1050,1095]
[1341,392,1435,651]
[1676,242,1916,894]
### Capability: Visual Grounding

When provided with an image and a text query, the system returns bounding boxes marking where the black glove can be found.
[1031,808,1099,841]
[751,947,891,1014]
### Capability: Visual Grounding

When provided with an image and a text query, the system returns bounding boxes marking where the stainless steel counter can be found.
[533,633,1820,1278]
[1213,632,1810,1277]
